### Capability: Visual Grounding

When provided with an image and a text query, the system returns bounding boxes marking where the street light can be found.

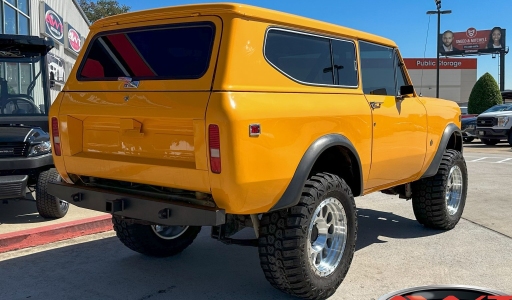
[427,0,451,98]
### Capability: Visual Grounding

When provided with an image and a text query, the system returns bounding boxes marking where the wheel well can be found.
[309,146,361,196]
[446,131,463,152]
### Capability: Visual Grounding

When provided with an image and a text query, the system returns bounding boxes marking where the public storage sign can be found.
[40,3,64,44]
[403,58,477,70]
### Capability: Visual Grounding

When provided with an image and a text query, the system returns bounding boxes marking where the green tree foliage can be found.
[79,0,130,23]
[467,72,502,114]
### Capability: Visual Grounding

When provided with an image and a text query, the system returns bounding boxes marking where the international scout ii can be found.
[47,3,467,299]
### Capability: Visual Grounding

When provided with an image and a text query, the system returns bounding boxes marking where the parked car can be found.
[461,116,477,142]
[476,104,512,145]
[462,104,512,143]
[46,4,467,299]
[460,106,478,119]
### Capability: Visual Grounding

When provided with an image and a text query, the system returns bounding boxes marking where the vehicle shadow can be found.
[0,208,445,299]
[355,208,443,251]
[0,193,46,225]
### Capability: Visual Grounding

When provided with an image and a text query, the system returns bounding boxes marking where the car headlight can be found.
[28,141,52,157]
[467,124,475,129]
[497,116,509,127]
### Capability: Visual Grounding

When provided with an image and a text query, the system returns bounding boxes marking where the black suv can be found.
[0,34,68,218]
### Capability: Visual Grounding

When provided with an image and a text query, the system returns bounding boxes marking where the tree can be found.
[467,72,503,114]
[79,0,130,23]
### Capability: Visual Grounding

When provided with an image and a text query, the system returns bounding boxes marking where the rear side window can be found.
[78,22,215,81]
[264,28,357,87]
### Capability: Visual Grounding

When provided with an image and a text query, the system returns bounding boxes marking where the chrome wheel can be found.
[151,225,189,240]
[307,197,348,277]
[446,165,463,215]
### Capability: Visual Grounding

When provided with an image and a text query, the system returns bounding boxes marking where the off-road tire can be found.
[411,149,467,230]
[258,173,357,300]
[481,138,499,146]
[112,216,201,257]
[463,136,474,143]
[36,168,69,219]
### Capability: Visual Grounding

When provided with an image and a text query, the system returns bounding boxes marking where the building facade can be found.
[404,58,477,104]
[1,0,89,102]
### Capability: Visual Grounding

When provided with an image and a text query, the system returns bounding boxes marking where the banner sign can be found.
[404,58,477,70]
[439,27,506,56]
[65,23,83,55]
[40,3,64,44]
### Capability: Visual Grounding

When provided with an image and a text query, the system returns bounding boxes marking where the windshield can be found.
[483,104,512,113]
[0,53,48,116]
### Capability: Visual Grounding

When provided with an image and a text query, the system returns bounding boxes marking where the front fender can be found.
[421,123,462,179]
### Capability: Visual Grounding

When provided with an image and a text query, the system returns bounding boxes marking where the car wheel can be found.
[411,149,467,230]
[258,173,357,299]
[112,216,201,257]
[481,138,500,146]
[36,168,69,219]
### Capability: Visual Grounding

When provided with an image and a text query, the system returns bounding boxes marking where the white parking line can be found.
[469,157,488,162]
[495,158,512,163]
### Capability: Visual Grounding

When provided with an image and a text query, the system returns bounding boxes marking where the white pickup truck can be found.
[475,105,512,145]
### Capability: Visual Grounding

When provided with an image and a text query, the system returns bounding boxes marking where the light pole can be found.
[427,0,451,98]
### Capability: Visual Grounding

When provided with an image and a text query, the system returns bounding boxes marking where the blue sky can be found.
[120,0,511,90]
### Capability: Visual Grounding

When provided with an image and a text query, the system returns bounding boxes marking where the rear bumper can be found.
[0,175,28,200]
[0,154,52,171]
[47,182,225,226]
[475,128,508,139]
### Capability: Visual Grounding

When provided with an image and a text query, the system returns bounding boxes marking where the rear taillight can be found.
[208,124,221,174]
[51,117,61,156]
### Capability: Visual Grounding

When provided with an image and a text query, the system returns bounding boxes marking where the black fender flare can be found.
[270,134,363,211]
[420,123,462,179]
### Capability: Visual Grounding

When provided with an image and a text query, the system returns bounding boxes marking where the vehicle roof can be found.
[91,3,396,47]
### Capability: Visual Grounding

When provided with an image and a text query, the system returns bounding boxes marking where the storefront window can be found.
[18,0,28,15]
[4,5,16,34]
[18,13,27,34]
[2,0,30,35]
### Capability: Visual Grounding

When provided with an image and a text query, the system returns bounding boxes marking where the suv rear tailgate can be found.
[55,16,222,193]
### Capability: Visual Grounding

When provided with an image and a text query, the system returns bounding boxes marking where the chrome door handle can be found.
[370,102,383,109]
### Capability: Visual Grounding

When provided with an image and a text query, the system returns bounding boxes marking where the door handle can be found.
[369,102,383,109]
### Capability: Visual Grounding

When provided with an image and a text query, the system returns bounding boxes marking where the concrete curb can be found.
[0,215,112,253]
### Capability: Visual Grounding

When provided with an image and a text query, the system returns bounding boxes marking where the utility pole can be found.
[427,0,451,98]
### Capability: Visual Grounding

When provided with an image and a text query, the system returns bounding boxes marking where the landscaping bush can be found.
[467,72,502,114]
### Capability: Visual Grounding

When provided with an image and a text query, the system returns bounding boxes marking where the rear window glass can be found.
[78,22,215,81]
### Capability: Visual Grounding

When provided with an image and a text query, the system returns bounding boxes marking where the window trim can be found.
[76,22,217,82]
[263,27,359,89]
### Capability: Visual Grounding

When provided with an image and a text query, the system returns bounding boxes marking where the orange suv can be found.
[47,4,467,299]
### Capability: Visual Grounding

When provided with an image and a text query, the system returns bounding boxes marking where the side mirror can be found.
[400,85,415,96]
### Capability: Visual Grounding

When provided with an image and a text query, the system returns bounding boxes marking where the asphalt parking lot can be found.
[0,140,511,300]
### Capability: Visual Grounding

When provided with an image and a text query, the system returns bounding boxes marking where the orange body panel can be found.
[49,3,461,214]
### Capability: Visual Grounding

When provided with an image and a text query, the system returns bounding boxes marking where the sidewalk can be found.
[0,198,111,253]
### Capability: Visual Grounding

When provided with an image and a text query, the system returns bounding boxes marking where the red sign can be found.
[403,58,477,70]
[439,27,506,56]
[45,10,63,40]
[68,28,81,52]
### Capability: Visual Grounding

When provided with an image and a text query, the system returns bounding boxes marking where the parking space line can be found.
[495,158,512,163]
[469,157,488,162]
